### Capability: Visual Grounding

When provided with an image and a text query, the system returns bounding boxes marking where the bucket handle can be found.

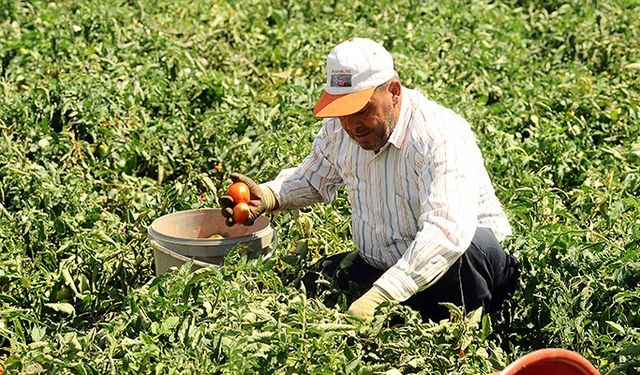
[262,229,278,261]
[149,239,213,269]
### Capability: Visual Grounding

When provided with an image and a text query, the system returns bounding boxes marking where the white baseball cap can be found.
[313,37,396,118]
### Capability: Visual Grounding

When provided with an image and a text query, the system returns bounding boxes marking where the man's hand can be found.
[220,173,279,226]
[347,285,393,322]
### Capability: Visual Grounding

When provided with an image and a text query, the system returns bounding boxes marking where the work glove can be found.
[347,285,393,322]
[220,173,279,226]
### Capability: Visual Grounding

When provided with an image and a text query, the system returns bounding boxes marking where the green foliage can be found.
[1,255,512,374]
[1,0,639,373]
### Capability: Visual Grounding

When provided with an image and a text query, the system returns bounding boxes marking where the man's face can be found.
[338,81,401,152]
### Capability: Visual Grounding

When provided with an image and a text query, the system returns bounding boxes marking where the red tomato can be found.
[232,202,250,225]
[226,182,250,204]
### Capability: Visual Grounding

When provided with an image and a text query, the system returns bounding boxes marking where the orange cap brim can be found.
[313,87,376,118]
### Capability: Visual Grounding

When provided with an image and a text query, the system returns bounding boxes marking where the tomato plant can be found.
[0,0,638,373]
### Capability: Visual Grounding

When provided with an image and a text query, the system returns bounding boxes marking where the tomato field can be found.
[1,0,639,373]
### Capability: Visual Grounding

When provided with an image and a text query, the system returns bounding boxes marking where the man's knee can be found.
[464,228,519,314]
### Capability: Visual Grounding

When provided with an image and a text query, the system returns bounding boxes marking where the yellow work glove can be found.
[220,173,279,226]
[347,285,393,322]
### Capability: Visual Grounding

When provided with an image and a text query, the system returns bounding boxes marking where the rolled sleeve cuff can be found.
[374,265,420,302]
[261,168,297,209]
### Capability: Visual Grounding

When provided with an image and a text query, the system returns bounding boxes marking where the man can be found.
[221,37,519,322]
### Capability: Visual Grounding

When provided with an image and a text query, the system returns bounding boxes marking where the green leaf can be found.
[605,321,625,335]
[31,326,46,342]
[44,303,76,316]
[621,344,640,356]
[162,316,180,331]
[481,314,492,340]
[281,254,299,266]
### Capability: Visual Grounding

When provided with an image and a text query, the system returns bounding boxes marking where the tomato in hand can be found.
[227,182,250,204]
[232,202,250,225]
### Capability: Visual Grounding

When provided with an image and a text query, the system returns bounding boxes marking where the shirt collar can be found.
[385,86,411,150]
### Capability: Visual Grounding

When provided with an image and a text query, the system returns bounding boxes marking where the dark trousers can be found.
[307,227,520,322]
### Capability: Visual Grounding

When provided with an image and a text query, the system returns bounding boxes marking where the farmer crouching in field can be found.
[220,37,519,322]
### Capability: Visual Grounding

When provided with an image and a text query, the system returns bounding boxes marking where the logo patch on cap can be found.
[330,73,352,87]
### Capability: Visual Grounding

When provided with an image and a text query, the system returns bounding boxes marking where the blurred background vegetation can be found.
[1,0,639,373]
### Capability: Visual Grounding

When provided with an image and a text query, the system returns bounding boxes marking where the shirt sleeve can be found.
[374,116,480,302]
[263,121,344,209]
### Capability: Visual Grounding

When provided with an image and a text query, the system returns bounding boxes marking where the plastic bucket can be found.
[491,348,600,375]
[147,208,276,274]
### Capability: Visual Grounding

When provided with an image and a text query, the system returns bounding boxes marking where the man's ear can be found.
[389,80,401,104]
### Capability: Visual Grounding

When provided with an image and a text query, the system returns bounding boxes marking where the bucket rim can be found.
[498,348,599,375]
[147,208,273,245]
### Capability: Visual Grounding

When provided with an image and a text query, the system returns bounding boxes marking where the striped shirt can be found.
[264,87,512,301]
